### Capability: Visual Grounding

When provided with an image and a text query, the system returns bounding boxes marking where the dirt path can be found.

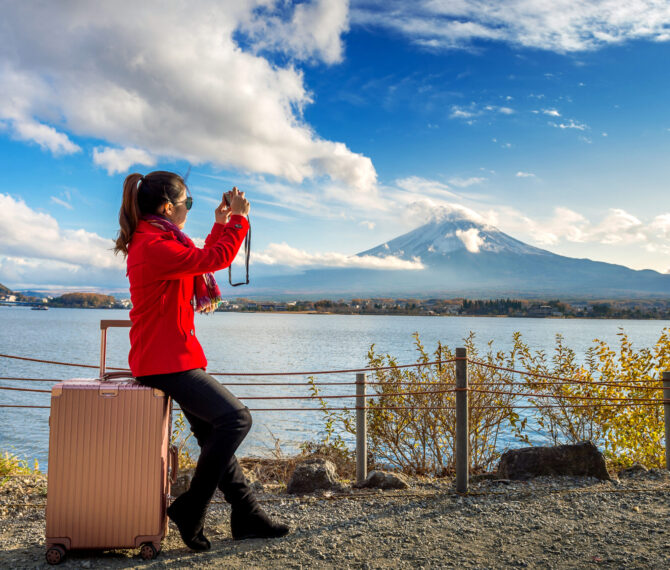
[1,469,669,569]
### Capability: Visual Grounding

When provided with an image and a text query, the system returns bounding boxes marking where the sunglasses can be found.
[173,196,193,210]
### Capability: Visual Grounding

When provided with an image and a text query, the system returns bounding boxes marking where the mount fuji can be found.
[241,214,670,299]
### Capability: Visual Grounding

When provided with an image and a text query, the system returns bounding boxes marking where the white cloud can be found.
[450,105,478,119]
[516,171,536,178]
[395,176,459,200]
[0,1,375,191]
[549,119,588,130]
[455,228,484,253]
[7,117,81,156]
[0,193,122,270]
[352,1,670,53]
[250,242,425,270]
[520,206,659,247]
[485,105,515,115]
[452,103,515,121]
[93,147,157,175]
[542,109,561,117]
[50,196,73,210]
[448,176,486,188]
[0,193,127,287]
[650,213,670,238]
[359,220,376,230]
[241,0,349,64]
[592,209,646,244]
[410,201,486,226]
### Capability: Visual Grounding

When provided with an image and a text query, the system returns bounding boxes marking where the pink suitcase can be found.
[45,320,178,564]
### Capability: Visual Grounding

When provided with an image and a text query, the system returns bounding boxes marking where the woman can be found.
[114,171,288,551]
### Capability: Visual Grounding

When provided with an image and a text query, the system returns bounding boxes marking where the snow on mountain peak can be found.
[359,211,550,260]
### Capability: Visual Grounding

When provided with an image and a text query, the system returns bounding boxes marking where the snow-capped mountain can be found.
[360,214,546,259]
[239,213,670,299]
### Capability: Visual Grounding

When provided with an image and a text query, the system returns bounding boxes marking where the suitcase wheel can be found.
[140,542,160,560]
[45,545,66,565]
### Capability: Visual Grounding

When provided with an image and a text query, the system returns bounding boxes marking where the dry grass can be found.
[238,433,359,486]
[0,451,40,479]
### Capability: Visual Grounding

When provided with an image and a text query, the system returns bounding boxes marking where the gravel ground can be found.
[1,468,669,569]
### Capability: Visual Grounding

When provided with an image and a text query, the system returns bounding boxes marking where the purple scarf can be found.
[143,215,222,314]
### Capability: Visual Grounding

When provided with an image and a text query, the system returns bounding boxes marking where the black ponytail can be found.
[114,171,187,257]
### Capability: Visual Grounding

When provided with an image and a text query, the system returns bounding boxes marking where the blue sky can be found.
[1,0,669,292]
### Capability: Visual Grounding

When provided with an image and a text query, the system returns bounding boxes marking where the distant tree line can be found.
[48,293,120,308]
[219,296,670,319]
[2,280,669,318]
[461,298,523,315]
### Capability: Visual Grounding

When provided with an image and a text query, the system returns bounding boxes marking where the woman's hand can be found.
[228,187,250,217]
[215,187,250,225]
[214,191,232,225]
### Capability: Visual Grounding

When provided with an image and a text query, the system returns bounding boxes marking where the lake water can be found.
[1,306,668,470]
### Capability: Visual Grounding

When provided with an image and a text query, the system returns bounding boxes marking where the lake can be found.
[1,306,668,470]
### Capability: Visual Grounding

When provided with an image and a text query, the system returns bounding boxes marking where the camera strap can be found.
[229,216,250,287]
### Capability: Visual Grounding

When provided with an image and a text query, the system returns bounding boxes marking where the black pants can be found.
[138,368,255,513]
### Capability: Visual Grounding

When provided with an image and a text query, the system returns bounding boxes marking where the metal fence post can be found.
[455,347,469,493]
[663,371,670,471]
[356,372,368,484]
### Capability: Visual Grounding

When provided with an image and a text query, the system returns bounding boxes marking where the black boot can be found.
[230,506,290,540]
[167,494,211,551]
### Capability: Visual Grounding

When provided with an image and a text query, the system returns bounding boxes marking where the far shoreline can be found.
[4,304,670,321]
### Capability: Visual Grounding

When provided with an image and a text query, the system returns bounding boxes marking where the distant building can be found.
[527,305,553,317]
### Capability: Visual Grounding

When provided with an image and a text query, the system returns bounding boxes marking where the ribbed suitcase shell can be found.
[46,379,172,553]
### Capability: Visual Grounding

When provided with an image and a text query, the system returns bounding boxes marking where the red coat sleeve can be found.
[146,215,249,280]
[204,221,226,249]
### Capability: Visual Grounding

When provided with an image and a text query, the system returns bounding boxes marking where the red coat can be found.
[127,216,249,377]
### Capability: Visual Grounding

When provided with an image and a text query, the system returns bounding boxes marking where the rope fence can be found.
[0,375,457,387]
[2,348,670,491]
[0,352,456,377]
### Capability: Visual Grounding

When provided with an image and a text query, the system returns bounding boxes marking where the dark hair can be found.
[114,171,187,257]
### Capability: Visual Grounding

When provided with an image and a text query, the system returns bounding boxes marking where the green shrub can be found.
[310,332,516,476]
[1,450,40,480]
[311,328,670,474]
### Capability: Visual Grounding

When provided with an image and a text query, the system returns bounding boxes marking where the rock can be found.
[471,472,499,482]
[170,467,195,497]
[287,458,339,494]
[497,441,610,481]
[618,463,648,477]
[354,470,410,490]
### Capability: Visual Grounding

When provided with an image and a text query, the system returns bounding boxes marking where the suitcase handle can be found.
[99,320,132,378]
[101,371,135,381]
[168,445,179,485]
